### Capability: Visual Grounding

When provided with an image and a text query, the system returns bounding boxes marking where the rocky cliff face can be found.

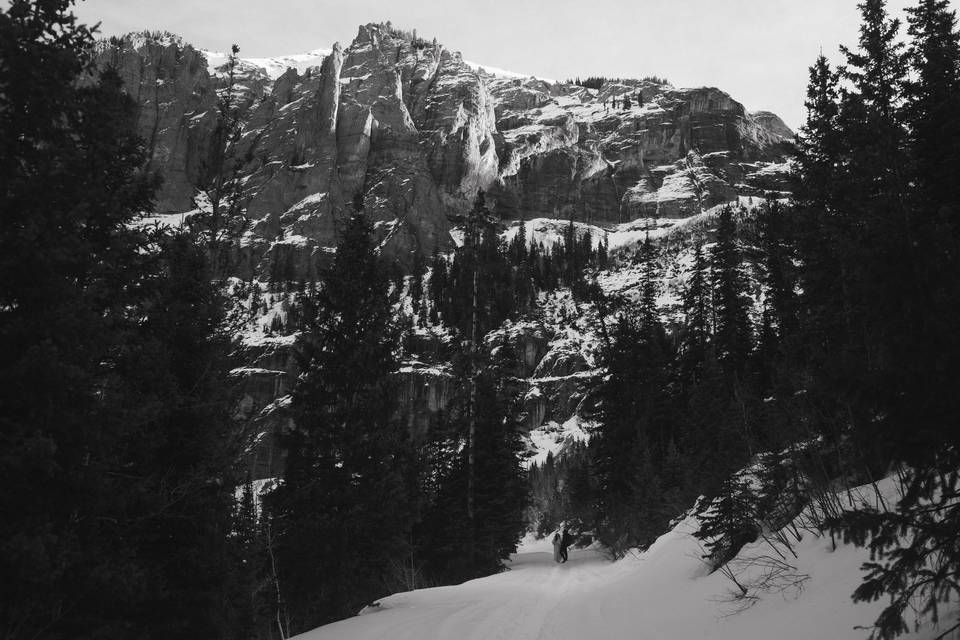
[95,34,219,213]
[489,78,791,222]
[97,24,792,277]
[96,26,794,477]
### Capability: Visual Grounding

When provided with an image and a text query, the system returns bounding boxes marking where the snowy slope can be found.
[200,48,331,79]
[293,477,951,640]
[526,415,591,468]
[463,59,556,83]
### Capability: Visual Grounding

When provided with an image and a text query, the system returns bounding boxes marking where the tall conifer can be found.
[265,196,412,632]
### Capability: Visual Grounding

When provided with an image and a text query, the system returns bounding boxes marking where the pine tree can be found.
[637,236,660,340]
[842,0,907,122]
[264,195,413,632]
[593,289,674,555]
[710,206,752,377]
[415,346,527,584]
[837,0,911,266]
[1,2,141,635]
[1,3,245,637]
[754,199,797,397]
[680,241,711,386]
[817,4,960,638]
[469,346,529,574]
[834,0,926,471]
[758,201,795,338]
[902,2,960,450]
[196,42,255,277]
[905,0,960,212]
[792,54,843,371]
[560,443,598,536]
[782,3,960,636]
[791,50,856,459]
[597,235,609,269]
[794,54,840,211]
[121,228,242,638]
[509,218,529,265]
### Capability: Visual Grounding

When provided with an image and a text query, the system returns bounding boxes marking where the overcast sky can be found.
[72,0,958,129]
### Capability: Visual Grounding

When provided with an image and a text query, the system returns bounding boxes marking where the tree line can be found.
[540,2,960,638]
[236,192,540,635]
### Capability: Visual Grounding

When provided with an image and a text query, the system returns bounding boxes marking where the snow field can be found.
[293,476,949,640]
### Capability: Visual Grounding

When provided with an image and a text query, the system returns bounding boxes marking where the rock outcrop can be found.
[94,34,219,213]
[97,24,793,280]
[489,78,793,222]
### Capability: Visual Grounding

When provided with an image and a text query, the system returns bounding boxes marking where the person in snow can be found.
[559,527,573,563]
[552,531,562,563]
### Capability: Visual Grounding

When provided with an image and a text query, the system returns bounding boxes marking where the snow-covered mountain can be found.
[201,47,333,80]
[95,23,792,269]
[93,25,792,477]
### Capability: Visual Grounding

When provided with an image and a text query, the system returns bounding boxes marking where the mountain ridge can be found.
[93,23,795,480]
[95,22,794,277]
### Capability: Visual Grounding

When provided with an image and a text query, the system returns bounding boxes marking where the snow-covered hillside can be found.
[200,48,332,79]
[464,58,555,83]
[294,476,947,640]
[526,415,591,468]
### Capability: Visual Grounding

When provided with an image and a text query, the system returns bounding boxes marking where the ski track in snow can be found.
[297,548,609,640]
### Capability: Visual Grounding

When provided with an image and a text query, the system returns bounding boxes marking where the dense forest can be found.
[1,0,959,639]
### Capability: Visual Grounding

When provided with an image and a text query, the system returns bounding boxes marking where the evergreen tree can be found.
[416,346,527,584]
[904,0,960,213]
[841,0,908,124]
[757,200,795,340]
[792,54,844,387]
[813,4,960,638]
[901,1,960,463]
[560,443,599,536]
[791,51,854,457]
[592,291,674,555]
[509,218,529,265]
[679,241,711,386]
[710,206,752,376]
[231,479,270,636]
[754,199,797,397]
[469,346,529,574]
[794,54,841,212]
[264,196,413,632]
[833,0,921,470]
[195,42,255,277]
[592,315,643,552]
[597,235,609,269]
[124,229,242,638]
[780,3,960,637]
[0,5,150,623]
[0,1,112,631]
[636,236,660,340]
[0,3,245,637]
